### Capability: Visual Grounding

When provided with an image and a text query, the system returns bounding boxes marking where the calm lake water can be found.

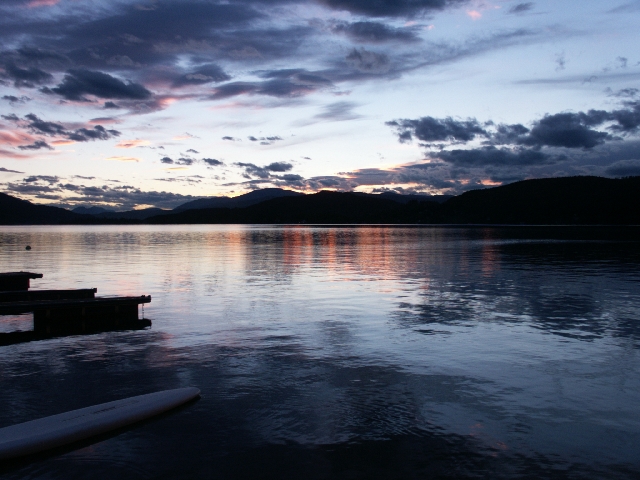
[1,225,639,479]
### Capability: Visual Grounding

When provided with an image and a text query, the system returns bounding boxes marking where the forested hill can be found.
[146,176,640,225]
[2,176,639,225]
[0,192,82,225]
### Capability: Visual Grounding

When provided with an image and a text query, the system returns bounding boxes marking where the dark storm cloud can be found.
[2,62,52,87]
[160,156,174,164]
[520,112,612,149]
[45,69,152,101]
[0,2,309,81]
[332,21,420,43]
[103,101,121,109]
[18,140,53,150]
[434,146,553,166]
[386,117,488,143]
[605,159,640,177]
[317,0,468,17]
[0,47,71,87]
[173,64,231,87]
[609,101,640,133]
[508,3,534,14]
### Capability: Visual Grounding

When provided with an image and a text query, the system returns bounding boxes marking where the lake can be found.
[1,225,639,479]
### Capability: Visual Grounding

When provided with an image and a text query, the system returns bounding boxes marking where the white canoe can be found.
[0,387,200,461]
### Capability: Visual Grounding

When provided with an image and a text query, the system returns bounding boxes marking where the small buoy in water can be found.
[25,245,31,250]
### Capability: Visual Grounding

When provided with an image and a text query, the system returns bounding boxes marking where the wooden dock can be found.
[0,272,43,291]
[0,288,97,303]
[0,272,152,345]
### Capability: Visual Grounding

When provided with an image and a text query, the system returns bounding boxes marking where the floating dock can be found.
[0,272,151,345]
[0,288,97,303]
[0,272,43,291]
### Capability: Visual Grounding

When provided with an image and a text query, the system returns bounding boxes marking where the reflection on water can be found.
[1,226,639,479]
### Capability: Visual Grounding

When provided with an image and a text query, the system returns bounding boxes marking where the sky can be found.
[1,0,639,210]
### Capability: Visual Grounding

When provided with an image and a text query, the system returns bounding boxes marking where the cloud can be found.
[247,135,284,145]
[386,116,488,143]
[2,95,30,104]
[46,69,152,101]
[380,103,640,194]
[508,2,534,14]
[203,158,224,166]
[23,175,59,183]
[211,70,334,100]
[160,156,194,166]
[16,113,120,143]
[390,104,640,150]
[3,176,200,209]
[609,101,640,133]
[0,167,24,173]
[1,62,52,87]
[313,101,361,122]
[519,112,612,149]
[66,125,121,142]
[346,48,390,74]
[155,175,204,184]
[555,52,566,71]
[18,140,53,150]
[106,156,140,162]
[331,21,420,43]
[434,146,554,166]
[317,0,469,17]
[116,139,150,148]
[605,159,640,177]
[222,136,238,141]
[173,64,231,87]
[23,113,66,136]
[234,161,293,179]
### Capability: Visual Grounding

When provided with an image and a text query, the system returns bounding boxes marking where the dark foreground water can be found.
[1,226,639,479]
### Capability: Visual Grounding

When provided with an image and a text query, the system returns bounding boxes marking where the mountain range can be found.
[1,176,639,225]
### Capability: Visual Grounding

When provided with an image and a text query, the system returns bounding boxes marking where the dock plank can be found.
[0,295,151,315]
[0,289,97,303]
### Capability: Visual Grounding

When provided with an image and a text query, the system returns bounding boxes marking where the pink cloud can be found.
[0,130,38,147]
[466,10,482,20]
[0,148,30,159]
[26,0,60,7]
[116,139,150,148]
